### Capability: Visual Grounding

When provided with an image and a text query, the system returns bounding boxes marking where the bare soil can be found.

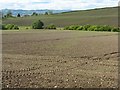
[2,30,119,88]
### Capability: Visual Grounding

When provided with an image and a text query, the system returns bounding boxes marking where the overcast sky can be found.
[0,0,119,10]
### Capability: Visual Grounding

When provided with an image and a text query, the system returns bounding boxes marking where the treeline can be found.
[64,25,120,32]
[2,10,53,19]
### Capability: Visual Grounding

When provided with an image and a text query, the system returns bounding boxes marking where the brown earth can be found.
[2,30,119,88]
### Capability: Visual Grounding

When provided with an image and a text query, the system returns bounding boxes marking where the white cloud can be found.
[0,0,119,10]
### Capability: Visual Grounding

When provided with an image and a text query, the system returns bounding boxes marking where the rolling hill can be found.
[2,9,70,16]
[2,7,118,27]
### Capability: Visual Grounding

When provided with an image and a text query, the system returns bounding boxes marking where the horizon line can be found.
[1,6,118,11]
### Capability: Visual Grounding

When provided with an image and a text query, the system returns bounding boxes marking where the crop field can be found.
[2,7,118,27]
[2,30,119,88]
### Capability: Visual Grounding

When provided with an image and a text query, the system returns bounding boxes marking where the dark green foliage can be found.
[76,26,83,30]
[112,27,120,32]
[45,12,48,15]
[26,27,29,29]
[2,24,7,30]
[64,25,79,30]
[83,24,91,31]
[17,13,21,17]
[2,24,19,30]
[13,25,19,29]
[32,20,44,29]
[88,25,98,31]
[63,26,70,30]
[63,25,120,32]
[69,25,79,30]
[6,24,15,29]
[32,12,38,16]
[45,24,56,29]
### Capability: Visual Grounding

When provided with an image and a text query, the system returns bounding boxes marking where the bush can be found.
[64,26,69,30]
[102,25,112,32]
[26,27,29,29]
[112,27,120,32]
[63,25,79,30]
[2,24,7,30]
[83,24,91,31]
[32,20,44,29]
[6,24,15,29]
[13,25,19,30]
[70,25,79,30]
[2,24,19,30]
[45,24,56,29]
[88,25,97,31]
[63,25,120,32]
[76,26,83,30]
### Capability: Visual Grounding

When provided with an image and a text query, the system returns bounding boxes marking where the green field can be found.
[2,7,118,27]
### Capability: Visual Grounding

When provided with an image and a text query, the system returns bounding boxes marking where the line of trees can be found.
[2,10,21,18]
[2,10,53,19]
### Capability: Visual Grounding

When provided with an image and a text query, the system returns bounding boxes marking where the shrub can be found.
[76,26,83,30]
[2,24,7,30]
[112,27,120,32]
[64,26,69,30]
[83,24,91,31]
[26,27,29,29]
[102,25,112,32]
[32,12,38,16]
[32,20,44,29]
[2,24,19,30]
[6,24,15,29]
[88,25,96,31]
[45,24,56,29]
[63,25,120,32]
[67,25,74,30]
[68,25,80,30]
[13,25,19,30]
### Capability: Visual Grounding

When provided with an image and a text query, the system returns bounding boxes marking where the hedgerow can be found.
[63,25,120,32]
[45,24,56,29]
[2,24,19,30]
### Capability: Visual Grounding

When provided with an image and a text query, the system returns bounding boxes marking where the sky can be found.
[0,0,119,10]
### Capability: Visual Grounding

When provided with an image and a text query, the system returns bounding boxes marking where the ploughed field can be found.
[2,30,118,88]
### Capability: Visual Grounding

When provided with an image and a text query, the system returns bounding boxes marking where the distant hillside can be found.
[2,7,118,27]
[2,9,71,16]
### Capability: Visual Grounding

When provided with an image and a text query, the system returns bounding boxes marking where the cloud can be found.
[0,0,119,10]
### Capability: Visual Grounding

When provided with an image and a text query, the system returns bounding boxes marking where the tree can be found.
[6,10,12,17]
[32,12,38,16]
[44,12,48,15]
[17,13,21,17]
[32,20,44,29]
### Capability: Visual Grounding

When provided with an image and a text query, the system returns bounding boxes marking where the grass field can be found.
[2,7,118,27]
[2,30,118,88]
